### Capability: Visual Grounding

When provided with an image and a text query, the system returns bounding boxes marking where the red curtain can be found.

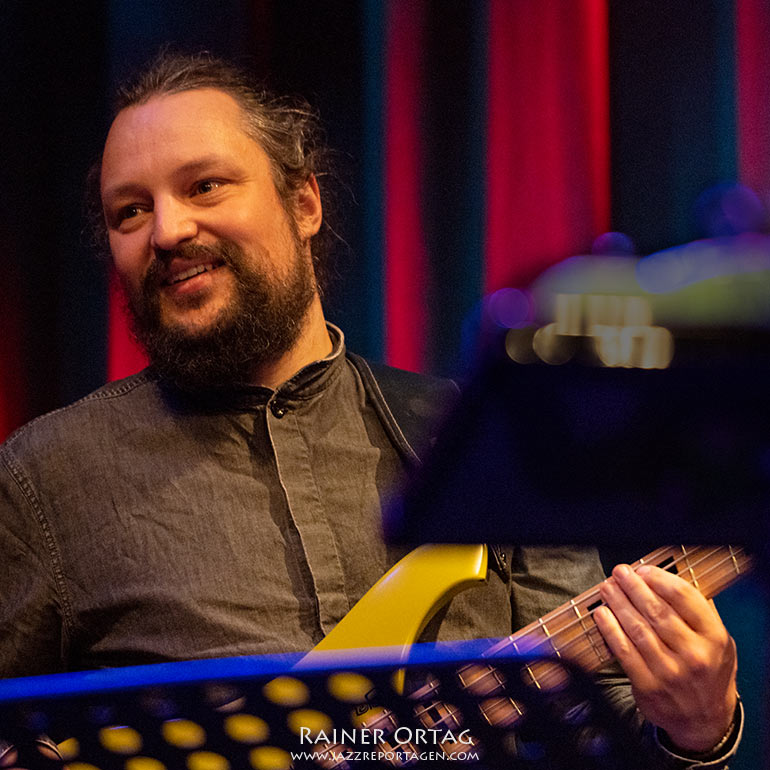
[0,250,28,439]
[107,271,148,381]
[381,0,611,371]
[736,0,770,198]
[383,0,429,372]
[485,0,611,293]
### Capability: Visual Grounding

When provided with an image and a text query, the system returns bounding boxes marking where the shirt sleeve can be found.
[0,446,65,679]
[509,545,607,627]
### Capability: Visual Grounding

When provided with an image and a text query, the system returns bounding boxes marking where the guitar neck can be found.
[361,545,752,743]
[483,545,752,685]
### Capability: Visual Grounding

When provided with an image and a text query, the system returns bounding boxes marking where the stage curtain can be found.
[485,0,610,293]
[0,256,28,440]
[736,0,770,197]
[381,0,610,372]
[107,271,148,382]
[383,0,429,372]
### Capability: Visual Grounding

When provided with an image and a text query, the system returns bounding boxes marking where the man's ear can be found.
[294,174,323,240]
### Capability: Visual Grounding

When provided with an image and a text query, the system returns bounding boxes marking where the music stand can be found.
[0,641,655,769]
[386,344,770,548]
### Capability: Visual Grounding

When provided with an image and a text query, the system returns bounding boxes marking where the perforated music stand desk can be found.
[0,641,653,770]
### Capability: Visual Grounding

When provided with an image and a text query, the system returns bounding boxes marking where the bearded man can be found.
[0,53,741,768]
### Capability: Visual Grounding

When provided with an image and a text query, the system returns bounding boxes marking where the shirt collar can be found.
[274,322,346,403]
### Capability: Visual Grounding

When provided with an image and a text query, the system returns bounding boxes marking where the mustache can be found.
[144,241,243,290]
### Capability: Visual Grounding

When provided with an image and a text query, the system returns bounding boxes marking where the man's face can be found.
[100,88,323,388]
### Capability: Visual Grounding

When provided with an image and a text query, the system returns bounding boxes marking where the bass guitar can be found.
[305,543,752,678]
[296,544,751,762]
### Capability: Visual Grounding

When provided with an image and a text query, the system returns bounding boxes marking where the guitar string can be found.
[494,549,749,692]
[408,548,748,709]
[482,545,677,658]
[502,547,748,662]
[403,548,749,735]
[551,546,749,644]
[484,545,750,663]
[409,548,747,715]
[556,546,750,654]
[471,548,749,695]
[426,549,752,724]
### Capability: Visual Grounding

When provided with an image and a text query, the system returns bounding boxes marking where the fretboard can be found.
[482,545,752,690]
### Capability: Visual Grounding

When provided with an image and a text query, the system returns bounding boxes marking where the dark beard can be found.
[125,239,316,392]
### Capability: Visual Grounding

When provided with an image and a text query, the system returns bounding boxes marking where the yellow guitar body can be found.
[298,544,488,681]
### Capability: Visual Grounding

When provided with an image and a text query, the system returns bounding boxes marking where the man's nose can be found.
[150,198,198,251]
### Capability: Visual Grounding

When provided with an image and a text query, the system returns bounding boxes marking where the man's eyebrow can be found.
[101,181,146,206]
[102,156,239,204]
[173,155,236,176]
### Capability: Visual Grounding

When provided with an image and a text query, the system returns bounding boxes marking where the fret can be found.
[679,545,700,590]
[706,550,749,597]
[507,638,541,688]
[413,700,461,730]
[520,659,541,689]
[457,664,505,697]
[568,597,609,668]
[538,618,561,658]
[587,626,611,666]
[505,547,749,679]
[729,545,741,575]
[479,696,524,728]
[517,624,556,654]
[584,619,611,668]
[563,628,608,673]
[483,634,516,659]
[638,545,673,570]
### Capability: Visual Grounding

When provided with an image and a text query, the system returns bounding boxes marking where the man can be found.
[0,53,740,767]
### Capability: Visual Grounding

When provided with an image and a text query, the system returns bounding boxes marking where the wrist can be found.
[660,694,741,761]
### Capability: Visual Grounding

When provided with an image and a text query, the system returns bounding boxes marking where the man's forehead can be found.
[101,88,266,191]
[108,88,251,141]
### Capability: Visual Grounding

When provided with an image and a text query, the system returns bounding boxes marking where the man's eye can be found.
[194,180,222,195]
[117,205,143,223]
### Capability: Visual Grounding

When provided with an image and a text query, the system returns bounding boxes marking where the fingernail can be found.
[637,565,651,576]
[615,564,631,578]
